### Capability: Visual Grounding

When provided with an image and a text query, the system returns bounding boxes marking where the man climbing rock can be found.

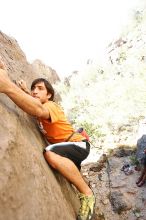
[0,59,95,220]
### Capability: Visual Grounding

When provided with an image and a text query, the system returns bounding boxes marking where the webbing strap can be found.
[65,132,76,142]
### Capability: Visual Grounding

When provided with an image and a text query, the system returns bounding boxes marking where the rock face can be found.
[0,31,79,220]
[32,59,60,85]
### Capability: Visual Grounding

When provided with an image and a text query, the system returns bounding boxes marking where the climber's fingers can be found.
[17,79,27,90]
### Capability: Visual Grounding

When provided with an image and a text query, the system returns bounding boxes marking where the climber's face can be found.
[31,81,52,103]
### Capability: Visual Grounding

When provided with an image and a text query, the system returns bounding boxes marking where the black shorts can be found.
[43,140,90,170]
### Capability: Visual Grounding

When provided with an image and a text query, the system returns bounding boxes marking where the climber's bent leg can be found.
[43,150,92,195]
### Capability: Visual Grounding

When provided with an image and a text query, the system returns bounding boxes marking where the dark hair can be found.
[31,78,55,101]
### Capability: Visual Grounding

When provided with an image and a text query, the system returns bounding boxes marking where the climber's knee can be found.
[43,150,58,169]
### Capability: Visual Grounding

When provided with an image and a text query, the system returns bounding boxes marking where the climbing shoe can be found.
[77,193,95,220]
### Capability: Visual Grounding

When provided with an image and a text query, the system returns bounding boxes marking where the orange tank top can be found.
[37,101,84,144]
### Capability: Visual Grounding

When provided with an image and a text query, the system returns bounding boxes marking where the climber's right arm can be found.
[0,68,50,119]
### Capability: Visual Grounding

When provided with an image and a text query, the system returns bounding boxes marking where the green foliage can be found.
[77,122,105,141]
[129,155,139,166]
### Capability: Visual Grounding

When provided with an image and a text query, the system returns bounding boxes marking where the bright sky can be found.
[0,0,139,77]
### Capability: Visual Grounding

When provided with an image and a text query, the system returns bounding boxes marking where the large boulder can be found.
[31,59,60,85]
[0,31,79,220]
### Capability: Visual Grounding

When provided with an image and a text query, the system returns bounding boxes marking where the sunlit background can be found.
[0,0,139,77]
